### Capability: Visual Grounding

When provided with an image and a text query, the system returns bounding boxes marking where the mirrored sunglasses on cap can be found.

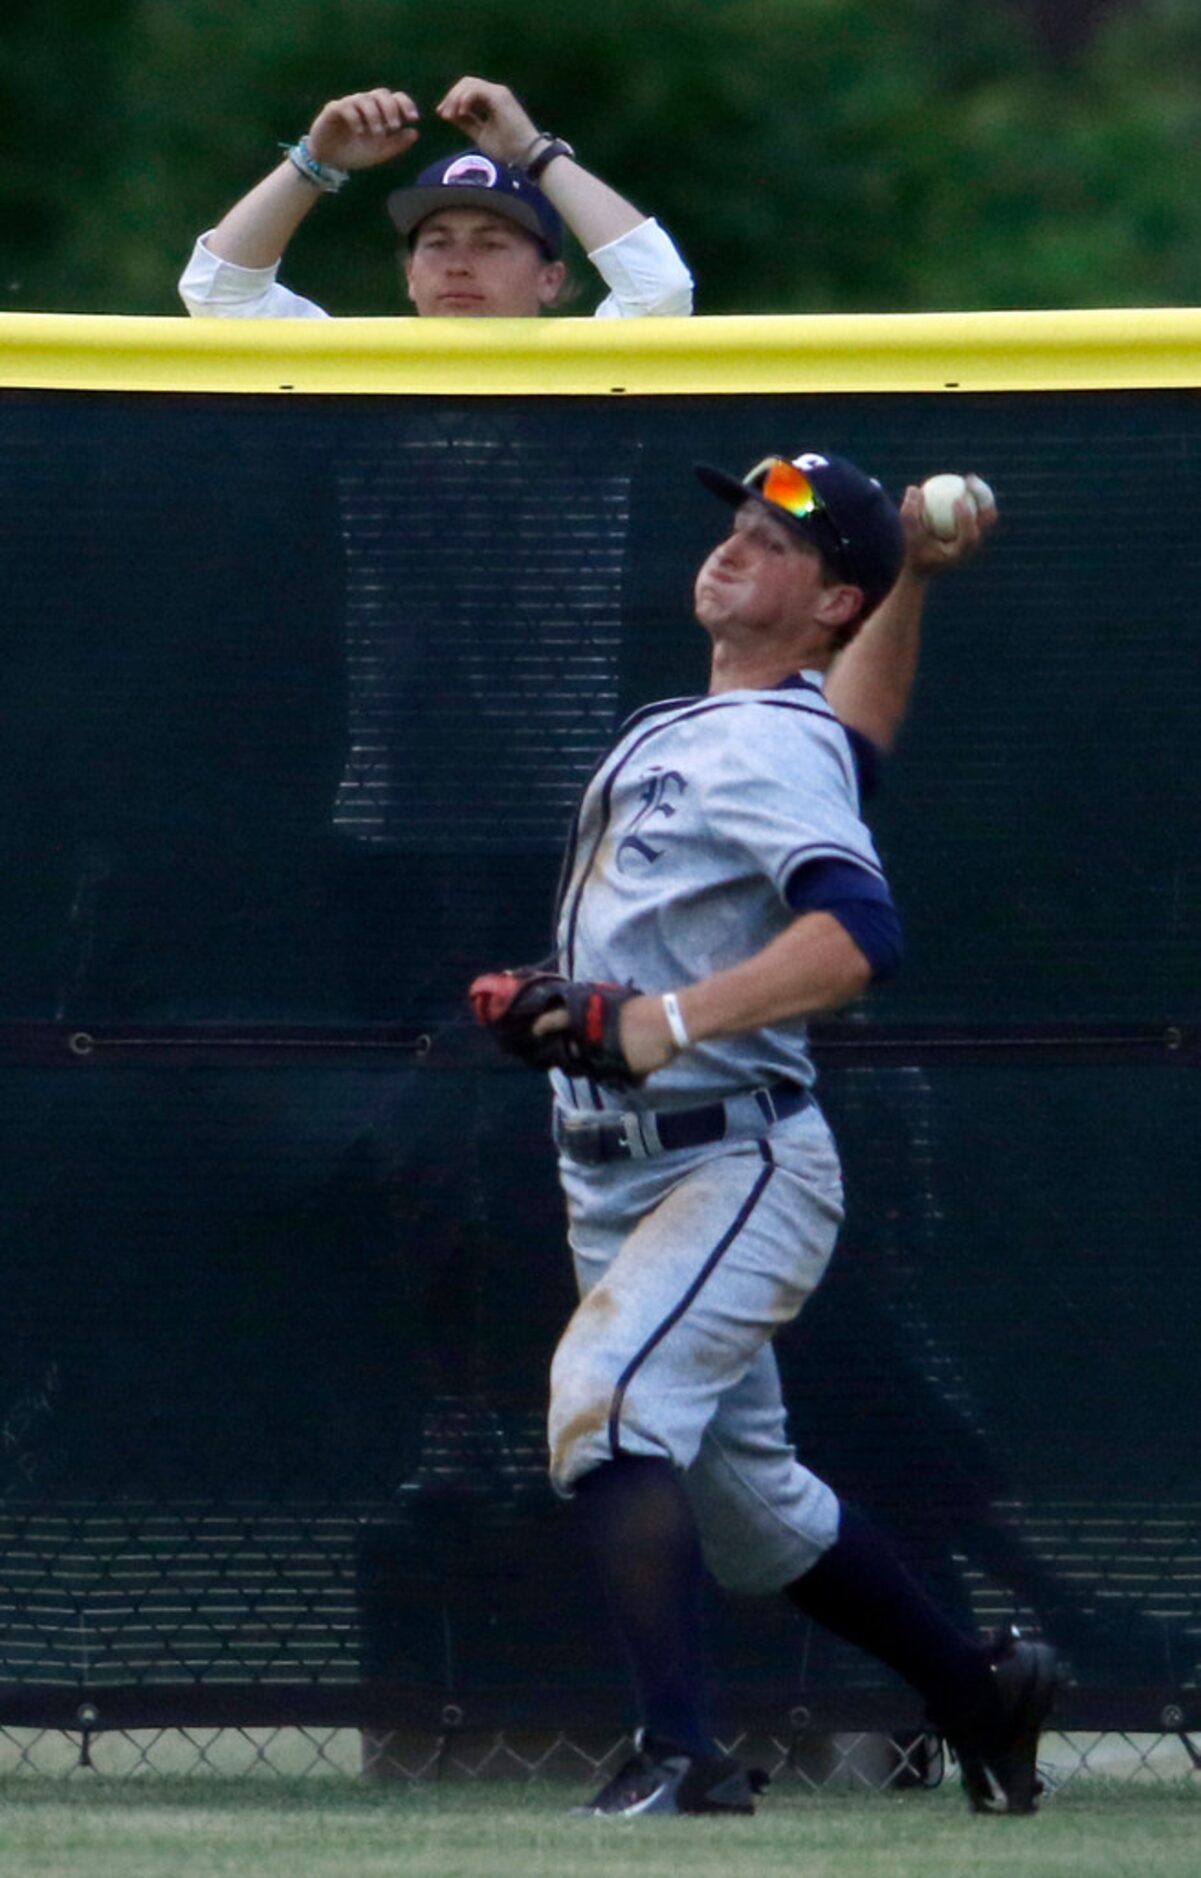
[744,456,827,518]
[743,457,857,580]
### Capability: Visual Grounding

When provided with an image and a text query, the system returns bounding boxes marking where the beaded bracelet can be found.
[282,135,350,194]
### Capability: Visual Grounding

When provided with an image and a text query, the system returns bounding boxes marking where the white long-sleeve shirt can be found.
[179,217,694,320]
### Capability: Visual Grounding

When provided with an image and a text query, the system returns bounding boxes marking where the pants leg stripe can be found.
[606,1139,776,1461]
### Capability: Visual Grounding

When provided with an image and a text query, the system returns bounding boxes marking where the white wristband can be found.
[661,992,691,1051]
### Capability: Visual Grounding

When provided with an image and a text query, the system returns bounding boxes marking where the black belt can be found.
[554,1082,811,1167]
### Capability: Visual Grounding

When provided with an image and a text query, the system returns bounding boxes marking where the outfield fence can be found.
[0,1724,1199,1792]
[0,311,1198,1785]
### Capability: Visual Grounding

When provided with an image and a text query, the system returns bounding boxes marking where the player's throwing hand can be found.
[898,471,998,578]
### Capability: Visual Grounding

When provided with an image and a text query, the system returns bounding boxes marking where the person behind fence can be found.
[179,75,693,321]
[469,448,1062,1818]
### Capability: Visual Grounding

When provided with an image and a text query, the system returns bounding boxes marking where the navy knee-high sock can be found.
[575,1454,716,1757]
[784,1503,989,1718]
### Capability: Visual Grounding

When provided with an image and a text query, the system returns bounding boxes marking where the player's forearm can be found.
[678,913,872,1040]
[826,477,999,752]
[619,913,871,1078]
[824,565,929,755]
[206,161,325,269]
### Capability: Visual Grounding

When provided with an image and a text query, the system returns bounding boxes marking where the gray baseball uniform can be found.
[474,448,1057,1820]
[547,673,885,1588]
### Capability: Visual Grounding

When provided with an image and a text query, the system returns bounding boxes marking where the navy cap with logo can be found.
[695,451,904,615]
[386,149,563,259]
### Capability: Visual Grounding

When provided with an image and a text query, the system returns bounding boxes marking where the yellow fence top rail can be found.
[3,307,1201,395]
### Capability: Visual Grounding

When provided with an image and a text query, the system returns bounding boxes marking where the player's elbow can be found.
[828,898,904,985]
[817,931,875,1011]
[785,859,903,986]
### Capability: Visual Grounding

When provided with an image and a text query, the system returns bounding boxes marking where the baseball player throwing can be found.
[471,449,1058,1818]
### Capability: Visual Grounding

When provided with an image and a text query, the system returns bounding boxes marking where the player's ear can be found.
[815,582,865,635]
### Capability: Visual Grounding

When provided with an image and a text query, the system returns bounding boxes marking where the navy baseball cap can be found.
[387,149,563,259]
[696,451,904,614]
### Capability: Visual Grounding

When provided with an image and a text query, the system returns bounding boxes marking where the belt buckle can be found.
[559,1111,629,1167]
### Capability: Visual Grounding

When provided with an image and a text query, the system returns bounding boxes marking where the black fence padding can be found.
[0,388,1198,1731]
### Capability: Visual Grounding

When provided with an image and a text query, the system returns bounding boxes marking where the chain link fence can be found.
[0,1481,1197,1787]
[1,1721,1198,1792]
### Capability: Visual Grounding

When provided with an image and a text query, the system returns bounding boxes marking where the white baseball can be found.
[920,471,996,539]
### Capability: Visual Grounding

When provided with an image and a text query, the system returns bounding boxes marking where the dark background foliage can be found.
[2,0,1199,316]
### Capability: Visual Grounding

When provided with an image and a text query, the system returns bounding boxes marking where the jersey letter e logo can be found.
[617,768,687,875]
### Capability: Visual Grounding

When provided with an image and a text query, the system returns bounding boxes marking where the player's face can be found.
[693,505,858,660]
[404,211,566,317]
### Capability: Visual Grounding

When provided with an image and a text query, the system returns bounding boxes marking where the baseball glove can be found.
[468,967,643,1087]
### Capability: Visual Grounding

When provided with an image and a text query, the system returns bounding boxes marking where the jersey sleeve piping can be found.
[775,841,887,896]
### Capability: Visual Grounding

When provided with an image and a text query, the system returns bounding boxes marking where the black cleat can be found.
[941,1626,1061,1815]
[575,1728,768,1817]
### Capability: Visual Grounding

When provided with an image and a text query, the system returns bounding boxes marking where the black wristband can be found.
[526,137,575,183]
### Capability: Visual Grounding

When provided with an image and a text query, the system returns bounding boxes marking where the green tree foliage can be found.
[2,0,1200,315]
[0,0,141,306]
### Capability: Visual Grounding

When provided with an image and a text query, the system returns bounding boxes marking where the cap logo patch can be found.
[442,153,499,189]
[793,453,830,471]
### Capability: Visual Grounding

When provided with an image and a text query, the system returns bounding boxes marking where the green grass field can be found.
[0,1778,1198,1878]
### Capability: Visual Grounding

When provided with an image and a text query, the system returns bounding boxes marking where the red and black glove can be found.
[468,968,643,1088]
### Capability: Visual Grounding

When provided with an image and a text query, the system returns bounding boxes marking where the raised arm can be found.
[825,477,998,754]
[438,76,643,250]
[203,88,421,269]
[437,75,693,311]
